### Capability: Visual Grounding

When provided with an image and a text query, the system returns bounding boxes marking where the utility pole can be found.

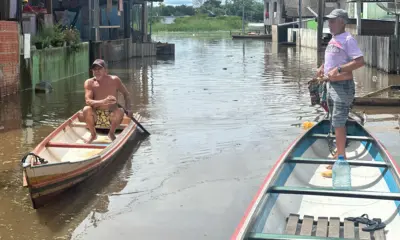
[298,0,302,29]
[298,0,302,47]
[317,0,325,65]
[242,0,245,34]
[89,0,92,41]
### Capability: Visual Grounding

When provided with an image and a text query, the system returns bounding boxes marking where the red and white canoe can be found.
[232,118,400,240]
[21,111,142,208]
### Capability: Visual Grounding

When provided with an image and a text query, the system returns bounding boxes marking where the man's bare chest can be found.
[92,80,117,94]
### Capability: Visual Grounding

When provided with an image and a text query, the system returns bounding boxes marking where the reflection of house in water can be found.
[0,95,22,132]
[107,57,157,116]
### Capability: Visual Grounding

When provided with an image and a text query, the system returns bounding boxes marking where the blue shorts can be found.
[327,79,355,128]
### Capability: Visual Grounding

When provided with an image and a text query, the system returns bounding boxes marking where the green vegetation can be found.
[31,25,81,51]
[152,15,243,32]
[150,0,264,32]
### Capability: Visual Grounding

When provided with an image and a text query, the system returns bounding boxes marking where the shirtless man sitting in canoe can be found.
[78,59,133,143]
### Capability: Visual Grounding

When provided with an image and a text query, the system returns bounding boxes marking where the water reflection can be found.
[0,94,22,132]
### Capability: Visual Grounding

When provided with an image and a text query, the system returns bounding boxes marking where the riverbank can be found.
[151,15,244,32]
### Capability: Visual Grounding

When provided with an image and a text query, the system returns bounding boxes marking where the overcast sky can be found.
[166,0,193,5]
[154,0,193,6]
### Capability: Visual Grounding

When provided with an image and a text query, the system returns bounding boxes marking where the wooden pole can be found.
[94,0,100,41]
[46,0,53,16]
[242,2,245,34]
[89,0,92,41]
[356,0,362,35]
[317,0,325,61]
[298,0,302,47]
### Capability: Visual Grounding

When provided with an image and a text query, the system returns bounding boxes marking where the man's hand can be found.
[316,64,324,77]
[102,95,117,105]
[125,110,134,117]
[327,67,339,80]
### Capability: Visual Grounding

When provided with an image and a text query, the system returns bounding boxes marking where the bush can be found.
[31,24,81,51]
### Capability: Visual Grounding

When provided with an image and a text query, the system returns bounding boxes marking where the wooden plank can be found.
[373,229,386,240]
[299,215,314,236]
[359,223,371,240]
[310,134,374,141]
[71,122,128,128]
[268,186,400,201]
[328,217,340,238]
[353,97,400,106]
[343,220,355,239]
[315,217,328,237]
[46,142,108,149]
[248,232,344,240]
[287,157,389,168]
[284,214,299,235]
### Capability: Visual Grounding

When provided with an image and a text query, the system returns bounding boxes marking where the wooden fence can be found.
[354,35,400,73]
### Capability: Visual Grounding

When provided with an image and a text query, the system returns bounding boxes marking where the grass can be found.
[151,15,244,32]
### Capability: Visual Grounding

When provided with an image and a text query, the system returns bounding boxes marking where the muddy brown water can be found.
[0,33,400,240]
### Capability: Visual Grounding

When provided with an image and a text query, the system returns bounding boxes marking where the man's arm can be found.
[84,79,105,107]
[116,77,132,111]
[339,56,364,73]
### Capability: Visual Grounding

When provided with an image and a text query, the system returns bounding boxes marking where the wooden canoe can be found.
[231,34,272,40]
[232,118,400,240]
[353,85,400,106]
[21,111,143,209]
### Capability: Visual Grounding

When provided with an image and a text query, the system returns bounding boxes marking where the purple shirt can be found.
[324,31,363,75]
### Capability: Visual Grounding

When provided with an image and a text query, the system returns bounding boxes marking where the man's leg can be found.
[333,101,350,158]
[82,106,97,143]
[108,108,124,141]
[326,100,350,170]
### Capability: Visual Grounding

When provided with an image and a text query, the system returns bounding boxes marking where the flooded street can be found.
[1,33,400,239]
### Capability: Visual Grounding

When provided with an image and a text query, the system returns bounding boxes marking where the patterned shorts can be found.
[95,109,112,128]
[327,80,355,128]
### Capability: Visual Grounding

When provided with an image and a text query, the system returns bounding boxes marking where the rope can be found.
[21,152,48,165]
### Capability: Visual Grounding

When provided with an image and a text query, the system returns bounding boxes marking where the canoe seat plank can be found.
[46,142,108,149]
[359,223,371,240]
[310,134,374,141]
[315,217,328,237]
[299,215,313,236]
[280,214,386,240]
[328,217,340,238]
[268,186,400,201]
[284,214,299,235]
[343,220,355,239]
[287,157,389,168]
[373,229,386,240]
[71,122,128,129]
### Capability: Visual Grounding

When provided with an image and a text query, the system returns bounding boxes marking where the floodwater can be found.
[1,32,400,240]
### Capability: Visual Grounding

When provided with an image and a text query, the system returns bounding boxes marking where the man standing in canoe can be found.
[78,59,133,143]
[316,9,364,168]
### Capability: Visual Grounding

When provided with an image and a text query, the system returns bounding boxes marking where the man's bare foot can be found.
[326,153,347,169]
[85,134,97,144]
[108,133,116,141]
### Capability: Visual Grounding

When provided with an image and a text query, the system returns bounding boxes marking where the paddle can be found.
[117,104,150,135]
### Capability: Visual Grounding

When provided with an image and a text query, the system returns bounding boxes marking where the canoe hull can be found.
[232,119,400,239]
[22,111,142,208]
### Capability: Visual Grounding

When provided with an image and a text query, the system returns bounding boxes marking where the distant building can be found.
[263,0,348,33]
